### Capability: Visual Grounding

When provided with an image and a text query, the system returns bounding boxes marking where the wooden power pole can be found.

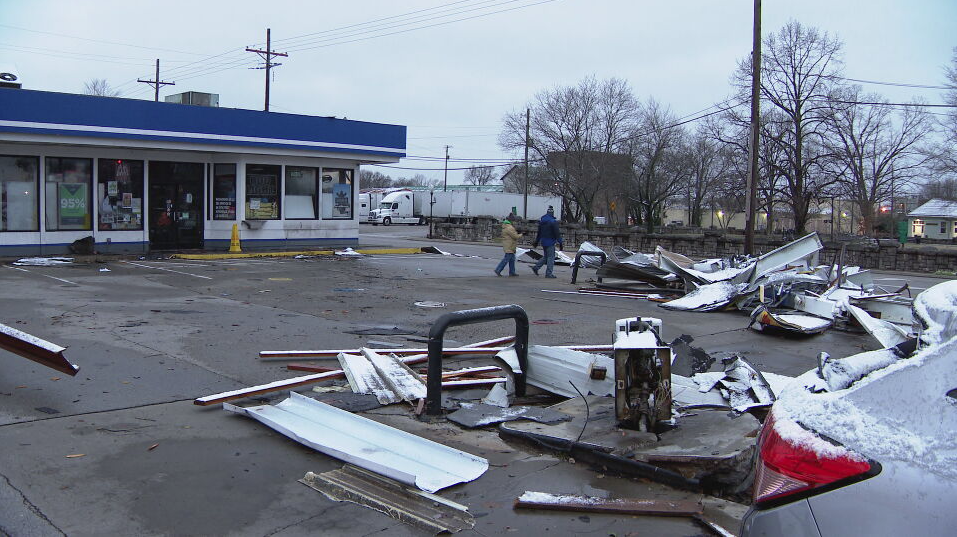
[246,28,288,112]
[137,59,175,102]
[523,108,530,218]
[744,0,762,255]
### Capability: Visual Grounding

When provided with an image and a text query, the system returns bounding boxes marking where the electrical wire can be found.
[568,380,589,443]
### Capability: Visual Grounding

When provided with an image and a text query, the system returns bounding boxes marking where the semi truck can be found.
[367,189,561,226]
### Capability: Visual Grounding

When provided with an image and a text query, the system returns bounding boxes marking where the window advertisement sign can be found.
[245,164,281,220]
[213,164,237,220]
[45,157,93,231]
[58,183,88,226]
[321,168,353,219]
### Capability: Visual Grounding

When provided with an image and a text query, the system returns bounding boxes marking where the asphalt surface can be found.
[0,225,947,536]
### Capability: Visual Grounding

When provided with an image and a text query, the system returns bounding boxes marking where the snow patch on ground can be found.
[13,257,73,266]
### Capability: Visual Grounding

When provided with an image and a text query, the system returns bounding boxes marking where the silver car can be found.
[741,280,957,536]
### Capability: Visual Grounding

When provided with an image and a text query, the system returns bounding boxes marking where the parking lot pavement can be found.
[0,239,932,535]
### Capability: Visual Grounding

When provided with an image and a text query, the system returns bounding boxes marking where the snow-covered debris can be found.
[820,348,900,391]
[773,280,957,479]
[914,279,957,347]
[659,281,745,312]
[334,247,364,257]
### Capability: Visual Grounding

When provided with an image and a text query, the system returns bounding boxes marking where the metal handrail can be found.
[570,251,607,284]
[426,305,529,415]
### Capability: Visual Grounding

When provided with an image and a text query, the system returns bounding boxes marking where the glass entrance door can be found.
[148,162,204,250]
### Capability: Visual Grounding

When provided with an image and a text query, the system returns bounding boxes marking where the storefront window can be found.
[97,159,143,230]
[245,164,280,220]
[285,166,319,219]
[0,155,39,231]
[322,168,353,219]
[213,164,237,220]
[45,157,93,231]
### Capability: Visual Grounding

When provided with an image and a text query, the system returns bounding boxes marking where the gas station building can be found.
[0,88,405,256]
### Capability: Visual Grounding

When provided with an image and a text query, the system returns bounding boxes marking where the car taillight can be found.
[753,412,873,507]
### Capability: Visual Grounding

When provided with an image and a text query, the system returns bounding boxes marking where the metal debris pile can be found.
[569,232,919,341]
[194,308,766,535]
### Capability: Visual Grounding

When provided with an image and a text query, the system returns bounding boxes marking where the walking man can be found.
[531,205,563,278]
[494,213,522,277]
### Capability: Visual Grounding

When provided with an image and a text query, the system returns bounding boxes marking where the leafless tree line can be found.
[500,21,953,236]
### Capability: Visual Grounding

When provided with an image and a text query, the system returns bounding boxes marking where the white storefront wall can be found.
[0,140,362,254]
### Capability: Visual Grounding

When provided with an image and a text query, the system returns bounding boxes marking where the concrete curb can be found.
[171,247,426,260]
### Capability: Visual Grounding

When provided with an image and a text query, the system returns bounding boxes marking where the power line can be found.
[278,0,533,52]
[281,0,558,53]
[0,23,205,56]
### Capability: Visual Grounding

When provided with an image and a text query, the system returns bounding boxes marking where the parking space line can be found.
[121,261,213,279]
[5,266,79,285]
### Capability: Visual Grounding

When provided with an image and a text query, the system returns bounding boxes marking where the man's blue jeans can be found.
[495,252,516,275]
[533,244,556,276]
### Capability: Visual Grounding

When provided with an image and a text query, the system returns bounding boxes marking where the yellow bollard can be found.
[229,223,242,253]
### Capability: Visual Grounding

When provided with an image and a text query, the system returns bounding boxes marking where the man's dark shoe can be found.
[531,266,539,275]
[509,273,519,277]
[494,270,502,277]
[545,274,557,278]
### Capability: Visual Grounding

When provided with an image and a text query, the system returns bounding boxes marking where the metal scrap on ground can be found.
[301,465,474,534]
[225,392,488,493]
[0,322,80,376]
[514,491,702,516]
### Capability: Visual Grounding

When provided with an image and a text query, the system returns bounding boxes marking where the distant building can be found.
[907,198,957,240]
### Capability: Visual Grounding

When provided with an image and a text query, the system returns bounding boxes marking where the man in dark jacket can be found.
[531,206,563,278]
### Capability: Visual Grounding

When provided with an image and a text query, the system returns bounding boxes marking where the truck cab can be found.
[367,190,425,225]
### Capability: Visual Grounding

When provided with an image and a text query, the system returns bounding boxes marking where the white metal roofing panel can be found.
[224,392,487,492]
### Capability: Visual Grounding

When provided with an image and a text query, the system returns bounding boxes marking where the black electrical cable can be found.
[568,380,589,443]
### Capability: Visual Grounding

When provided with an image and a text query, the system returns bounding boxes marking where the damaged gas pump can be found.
[613,317,672,432]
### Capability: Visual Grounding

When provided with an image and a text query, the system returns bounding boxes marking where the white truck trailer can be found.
[367,189,562,226]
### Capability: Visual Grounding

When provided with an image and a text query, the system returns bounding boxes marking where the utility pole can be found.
[137,59,174,102]
[246,28,288,112]
[523,108,530,218]
[744,0,761,255]
[443,145,451,192]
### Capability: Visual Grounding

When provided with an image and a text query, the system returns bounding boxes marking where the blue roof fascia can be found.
[0,88,406,158]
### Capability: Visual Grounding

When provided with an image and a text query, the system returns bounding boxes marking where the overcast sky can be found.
[1,0,954,184]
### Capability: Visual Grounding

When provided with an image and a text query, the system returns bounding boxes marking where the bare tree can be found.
[682,124,730,227]
[359,170,393,188]
[824,86,931,235]
[627,98,689,232]
[393,173,441,188]
[734,20,844,233]
[925,47,957,182]
[83,79,122,97]
[500,76,638,225]
[463,165,498,186]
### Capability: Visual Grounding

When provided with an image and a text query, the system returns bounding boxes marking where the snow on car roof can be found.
[773,280,957,480]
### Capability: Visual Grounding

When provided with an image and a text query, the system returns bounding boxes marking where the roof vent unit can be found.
[164,91,219,107]
[0,65,22,89]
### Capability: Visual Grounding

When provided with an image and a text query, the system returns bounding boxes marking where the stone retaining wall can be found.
[434,216,957,274]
